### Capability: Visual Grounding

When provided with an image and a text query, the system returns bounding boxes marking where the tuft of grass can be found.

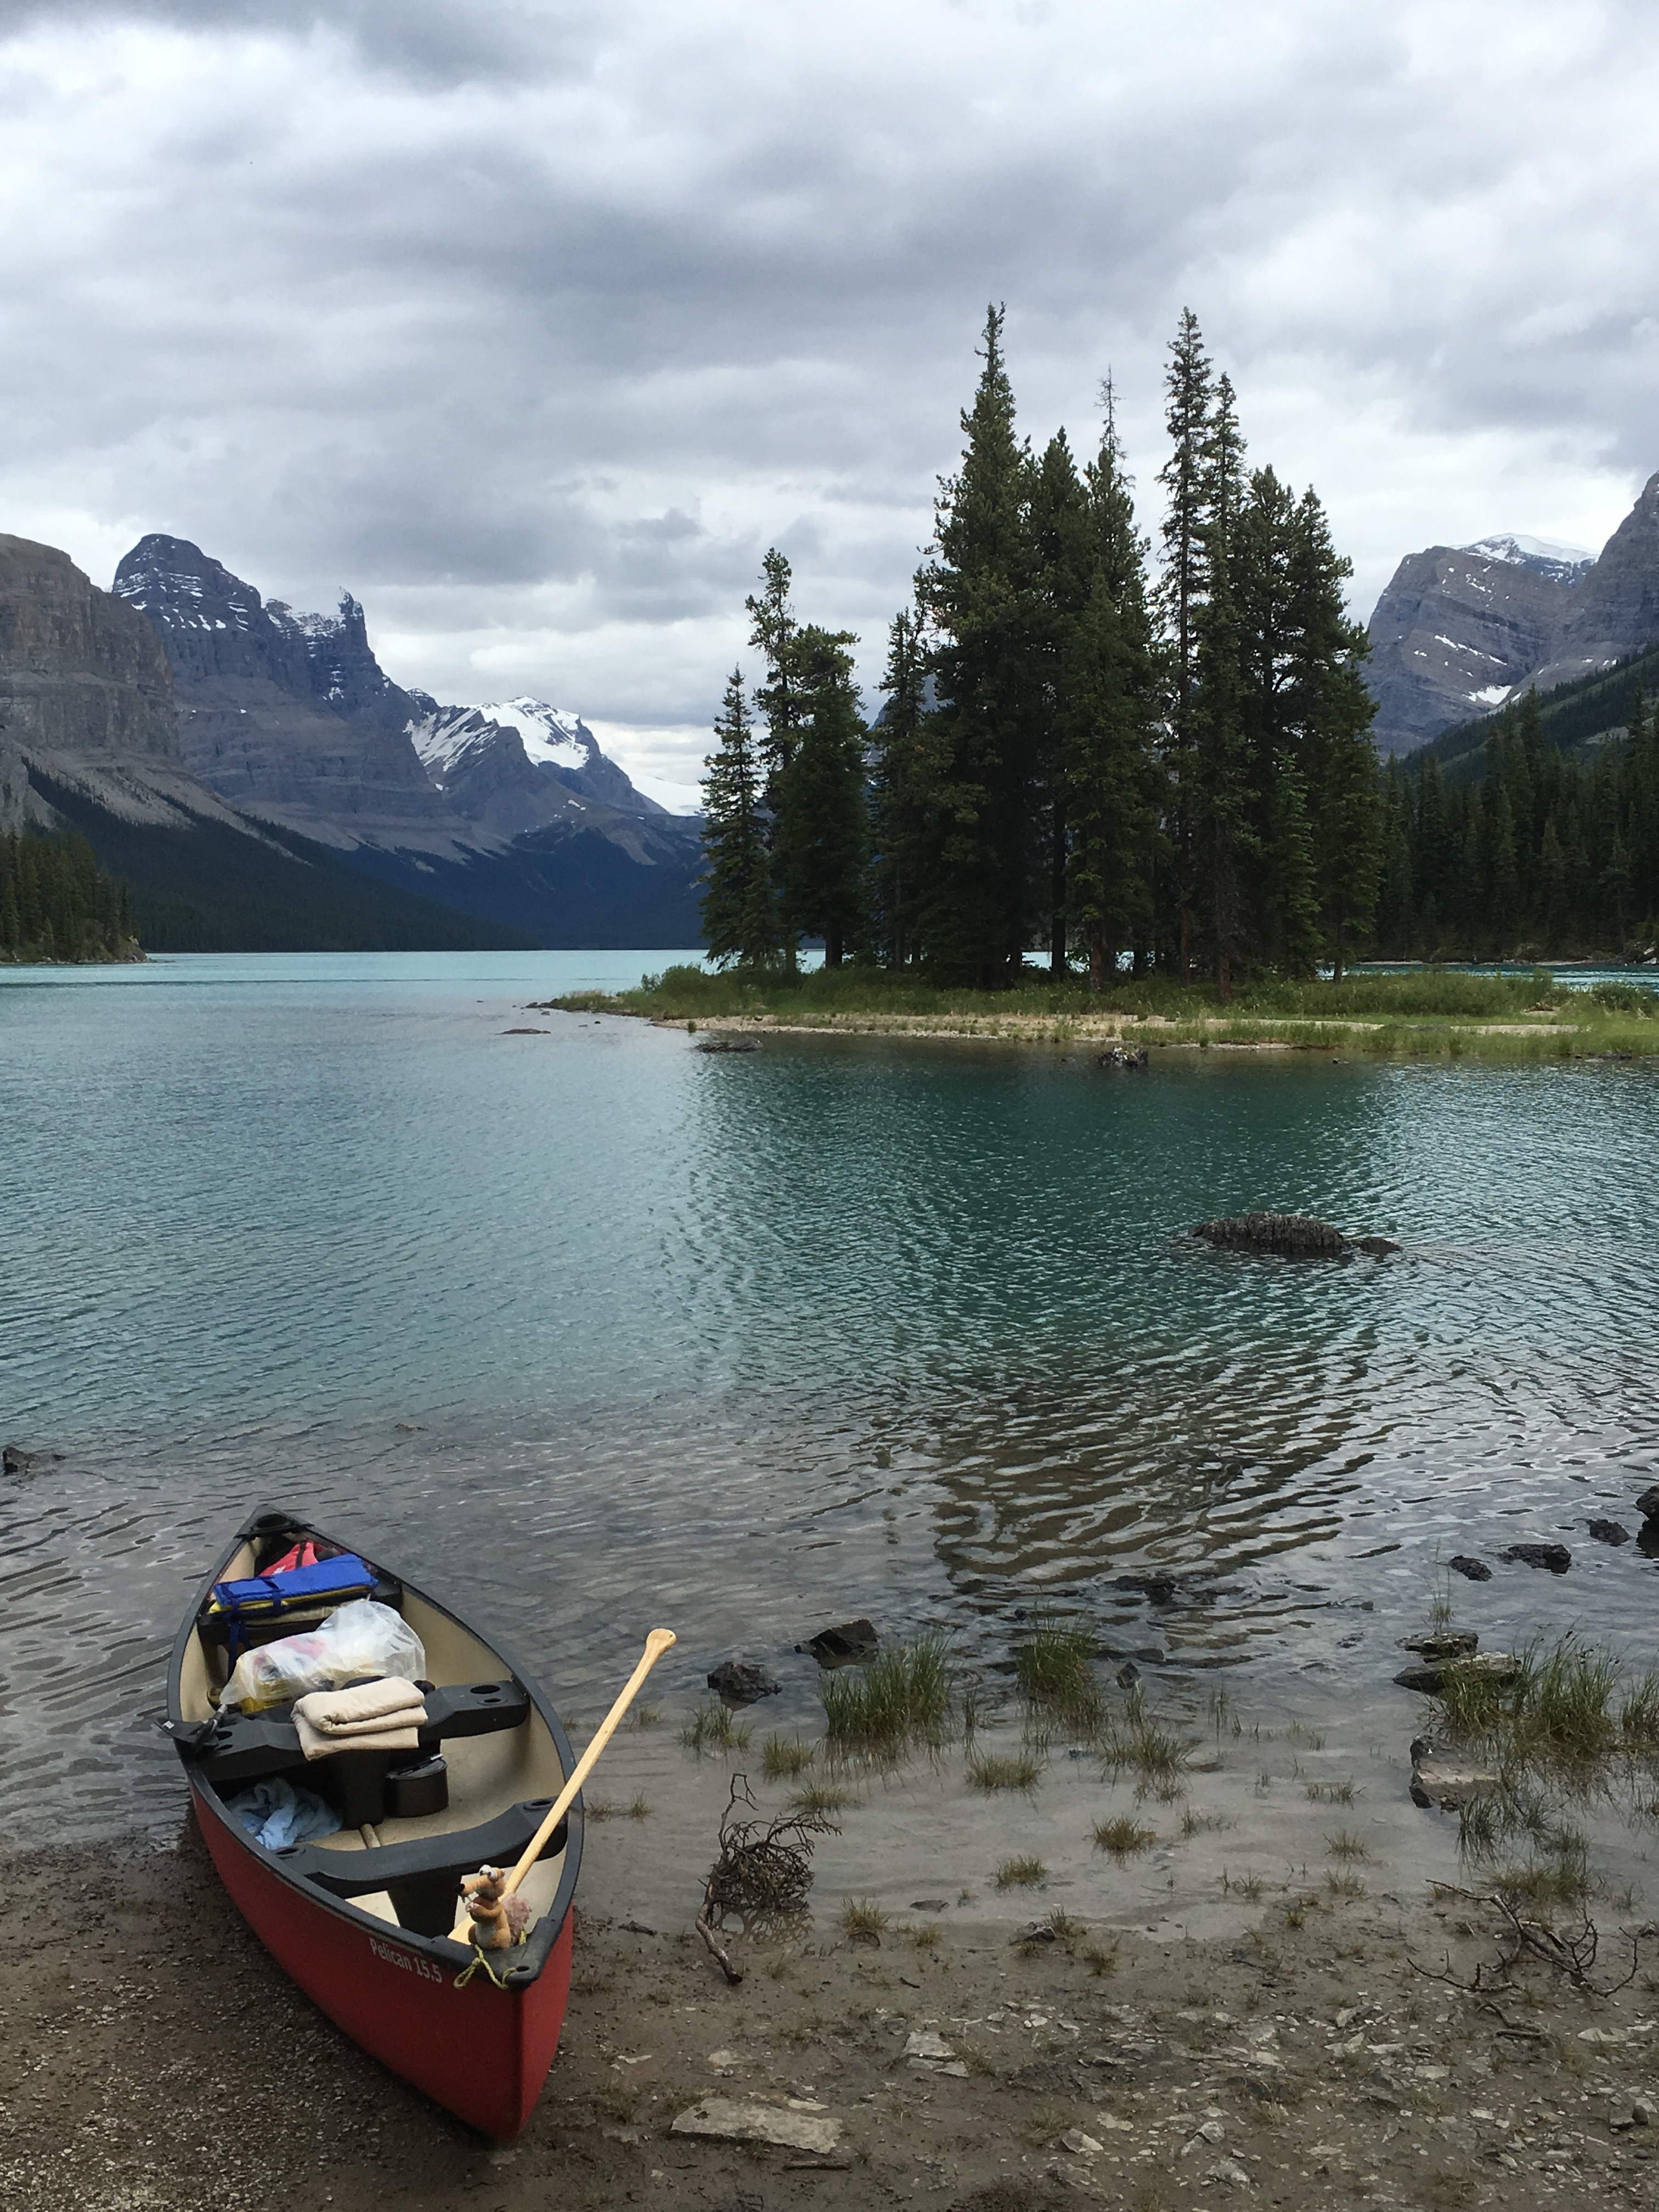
[1326,1871,1367,1901]
[1015,1609,1104,1734]
[1044,1908,1084,1948]
[966,1749,1045,1795]
[585,1798,617,1821]
[1306,1779,1358,1805]
[1437,1633,1624,1772]
[627,1793,651,1820]
[843,1897,887,1943]
[907,1923,941,1949]
[632,1703,661,1729]
[1180,1805,1233,1837]
[1325,1828,1368,1861]
[995,1855,1047,1889]
[820,1629,953,1757]
[761,1733,816,1781]
[1099,1688,1193,1796]
[1093,1815,1156,1860]
[1222,1869,1265,1901]
[1084,1937,1119,1977]
[789,1781,858,1815]
[681,1700,753,1756]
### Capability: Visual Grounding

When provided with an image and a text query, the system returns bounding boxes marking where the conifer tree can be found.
[770,626,870,966]
[1190,373,1252,997]
[1155,309,1215,977]
[1063,386,1161,991]
[869,605,936,969]
[919,305,1043,985]
[699,670,782,968]
[1285,489,1380,977]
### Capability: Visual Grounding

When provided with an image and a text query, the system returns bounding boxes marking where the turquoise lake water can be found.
[3,950,1658,1845]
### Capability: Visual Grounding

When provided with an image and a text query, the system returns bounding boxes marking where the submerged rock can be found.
[1190,1212,1400,1260]
[1503,1541,1571,1573]
[3,1443,61,1480]
[796,1618,878,1668]
[1400,1631,1478,1661]
[1447,1554,1492,1582]
[1394,1651,1520,1695]
[1409,1737,1500,1809]
[1588,1517,1631,1546]
[693,1036,761,1054]
[706,1659,781,1704]
[1097,1045,1148,1069]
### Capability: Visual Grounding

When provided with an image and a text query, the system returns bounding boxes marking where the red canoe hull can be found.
[196,1784,573,2140]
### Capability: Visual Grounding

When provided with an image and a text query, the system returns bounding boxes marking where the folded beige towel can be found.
[292,1675,428,1762]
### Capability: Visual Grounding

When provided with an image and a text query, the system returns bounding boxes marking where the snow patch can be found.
[467,696,592,774]
[1464,532,1593,568]
[1470,684,1512,706]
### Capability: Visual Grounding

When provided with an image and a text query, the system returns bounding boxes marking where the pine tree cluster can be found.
[1378,688,1659,960]
[1,828,137,963]
[701,308,1384,992]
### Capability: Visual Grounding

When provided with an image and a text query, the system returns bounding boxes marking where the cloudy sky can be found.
[2,0,1656,805]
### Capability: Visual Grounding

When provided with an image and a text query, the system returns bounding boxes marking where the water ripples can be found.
[4,955,1659,1842]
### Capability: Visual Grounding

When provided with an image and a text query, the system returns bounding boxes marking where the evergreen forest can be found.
[1,828,138,963]
[1376,687,1659,961]
[701,307,1657,988]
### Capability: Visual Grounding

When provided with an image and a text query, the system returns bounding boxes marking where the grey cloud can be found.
[1,0,1657,740]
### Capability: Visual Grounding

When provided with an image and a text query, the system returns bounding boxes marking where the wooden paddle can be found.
[450,1627,676,1944]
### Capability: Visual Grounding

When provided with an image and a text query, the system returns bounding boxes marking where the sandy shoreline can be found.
[6,1822,1654,2212]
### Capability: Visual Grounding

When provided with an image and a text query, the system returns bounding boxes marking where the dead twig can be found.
[1407,1893,1656,2000]
[696,1774,838,1981]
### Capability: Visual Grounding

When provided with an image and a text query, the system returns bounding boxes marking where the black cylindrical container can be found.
[386,1752,448,1819]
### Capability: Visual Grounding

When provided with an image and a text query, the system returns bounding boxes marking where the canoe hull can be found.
[195,1781,573,2140]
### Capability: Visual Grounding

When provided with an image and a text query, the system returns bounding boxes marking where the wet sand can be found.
[5,1822,1655,2212]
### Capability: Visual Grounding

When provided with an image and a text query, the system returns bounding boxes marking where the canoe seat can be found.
[190,1677,532,1789]
[283,1797,570,1939]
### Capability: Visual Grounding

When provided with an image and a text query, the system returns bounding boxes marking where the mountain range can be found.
[1365,472,1659,754]
[1,531,705,950]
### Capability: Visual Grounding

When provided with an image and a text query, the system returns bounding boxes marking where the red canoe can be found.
[164,1508,584,2140]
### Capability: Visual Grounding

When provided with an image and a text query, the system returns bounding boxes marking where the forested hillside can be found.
[702,308,1381,993]
[1378,683,1659,960]
[1,829,138,962]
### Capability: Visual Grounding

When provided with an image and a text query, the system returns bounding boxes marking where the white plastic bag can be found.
[220,1599,426,1713]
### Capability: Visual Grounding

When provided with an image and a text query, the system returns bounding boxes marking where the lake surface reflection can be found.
[3,950,1657,1847]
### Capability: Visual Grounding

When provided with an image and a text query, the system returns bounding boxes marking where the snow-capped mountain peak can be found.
[1461,533,1594,584]
[469,696,592,773]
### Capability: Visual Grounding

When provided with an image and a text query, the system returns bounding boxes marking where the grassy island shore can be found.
[547,966,1659,1064]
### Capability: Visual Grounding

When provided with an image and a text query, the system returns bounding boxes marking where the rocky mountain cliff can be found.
[0,532,258,842]
[113,535,471,857]
[1367,476,1659,753]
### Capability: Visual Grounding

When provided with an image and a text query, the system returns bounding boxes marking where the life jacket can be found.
[207,1549,378,1653]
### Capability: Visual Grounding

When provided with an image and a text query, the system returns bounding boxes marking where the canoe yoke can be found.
[184,1677,533,1790]
[265,1797,571,1944]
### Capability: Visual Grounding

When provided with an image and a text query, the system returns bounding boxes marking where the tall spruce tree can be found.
[1062,387,1161,990]
[1190,371,1252,997]
[869,605,936,968]
[1156,309,1215,978]
[918,305,1043,985]
[1285,489,1380,975]
[699,670,781,967]
[1029,430,1095,973]
[771,626,870,966]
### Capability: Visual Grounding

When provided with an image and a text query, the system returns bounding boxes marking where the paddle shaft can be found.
[450,1627,676,1940]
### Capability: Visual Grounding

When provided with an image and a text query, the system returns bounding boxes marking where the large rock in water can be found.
[1190,1212,1399,1260]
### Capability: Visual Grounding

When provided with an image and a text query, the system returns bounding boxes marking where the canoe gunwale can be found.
[165,1504,584,1989]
